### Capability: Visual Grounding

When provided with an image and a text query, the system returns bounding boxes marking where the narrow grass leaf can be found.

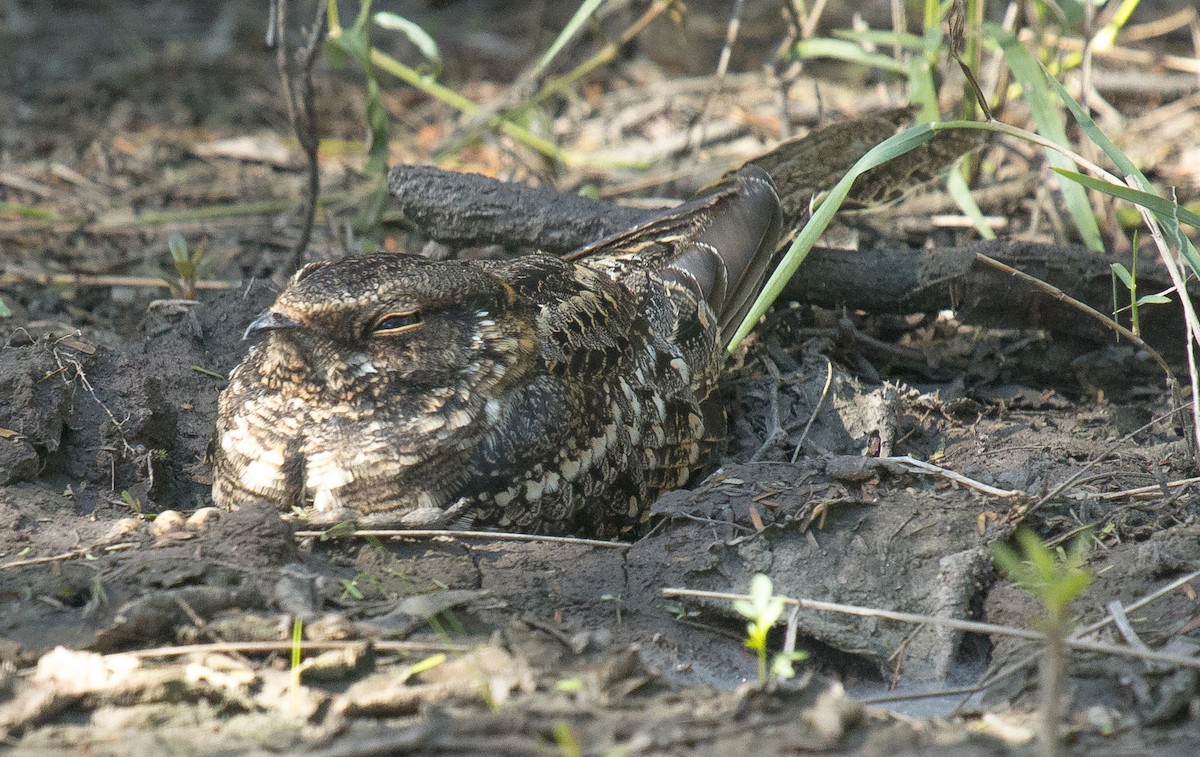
[0,201,59,220]
[1110,262,1133,289]
[1043,66,1200,271]
[532,0,605,77]
[374,12,441,75]
[793,38,911,75]
[1053,168,1200,273]
[833,28,927,51]
[947,167,996,239]
[728,123,939,350]
[1091,0,1142,52]
[1052,169,1200,231]
[906,56,939,122]
[168,233,189,264]
[990,26,1104,251]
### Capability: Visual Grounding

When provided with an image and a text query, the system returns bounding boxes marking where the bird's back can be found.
[461,167,783,535]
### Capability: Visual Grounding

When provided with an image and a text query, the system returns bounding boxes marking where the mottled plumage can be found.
[210,167,781,537]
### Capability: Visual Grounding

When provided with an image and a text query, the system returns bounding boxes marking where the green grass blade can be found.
[833,28,927,51]
[1043,67,1200,268]
[1041,66,1138,178]
[0,201,60,220]
[1053,168,1200,273]
[1052,169,1200,230]
[1091,0,1142,51]
[532,0,605,77]
[374,12,442,75]
[728,123,939,350]
[990,26,1104,251]
[906,55,939,122]
[947,167,997,239]
[793,38,911,75]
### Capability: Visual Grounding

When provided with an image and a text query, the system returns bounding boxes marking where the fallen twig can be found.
[1093,476,1200,500]
[293,528,632,550]
[959,565,1200,710]
[661,586,1200,671]
[0,270,239,290]
[0,543,136,570]
[974,251,1174,382]
[882,455,1025,499]
[125,638,467,659]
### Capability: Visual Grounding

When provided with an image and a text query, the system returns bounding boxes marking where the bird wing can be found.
[564,166,782,350]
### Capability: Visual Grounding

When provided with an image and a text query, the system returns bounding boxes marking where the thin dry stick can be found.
[1128,186,1200,459]
[682,0,746,158]
[660,587,1200,671]
[273,0,327,274]
[0,271,239,290]
[791,357,832,463]
[883,455,1024,499]
[959,565,1200,710]
[1029,27,1200,74]
[860,684,983,705]
[437,0,672,160]
[0,543,136,570]
[1095,476,1200,500]
[292,528,632,550]
[973,251,1175,382]
[1016,405,1186,521]
[1119,6,1197,43]
[125,638,467,659]
[433,0,620,156]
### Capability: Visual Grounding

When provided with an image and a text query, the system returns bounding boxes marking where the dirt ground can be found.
[3,2,1200,755]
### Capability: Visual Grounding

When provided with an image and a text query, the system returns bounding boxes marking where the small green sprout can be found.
[551,720,582,757]
[664,602,699,621]
[119,490,143,515]
[992,529,1092,632]
[734,574,786,683]
[166,233,209,299]
[770,649,810,680]
[599,593,623,625]
[733,574,810,684]
[289,617,304,713]
[992,529,1093,757]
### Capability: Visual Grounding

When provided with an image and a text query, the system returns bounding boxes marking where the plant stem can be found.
[1040,624,1066,757]
[367,48,572,164]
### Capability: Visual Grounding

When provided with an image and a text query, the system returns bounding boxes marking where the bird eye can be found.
[373,310,423,335]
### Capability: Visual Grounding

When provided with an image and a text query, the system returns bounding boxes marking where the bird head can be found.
[243,254,535,401]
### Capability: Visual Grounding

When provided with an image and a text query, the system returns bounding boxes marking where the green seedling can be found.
[992,529,1093,757]
[166,233,210,299]
[733,574,808,684]
[338,571,390,601]
[554,677,585,693]
[664,602,699,621]
[600,593,624,625]
[119,490,143,516]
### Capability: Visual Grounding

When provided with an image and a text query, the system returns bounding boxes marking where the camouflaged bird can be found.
[210,166,782,538]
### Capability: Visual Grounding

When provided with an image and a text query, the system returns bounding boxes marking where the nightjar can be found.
[210,166,782,538]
